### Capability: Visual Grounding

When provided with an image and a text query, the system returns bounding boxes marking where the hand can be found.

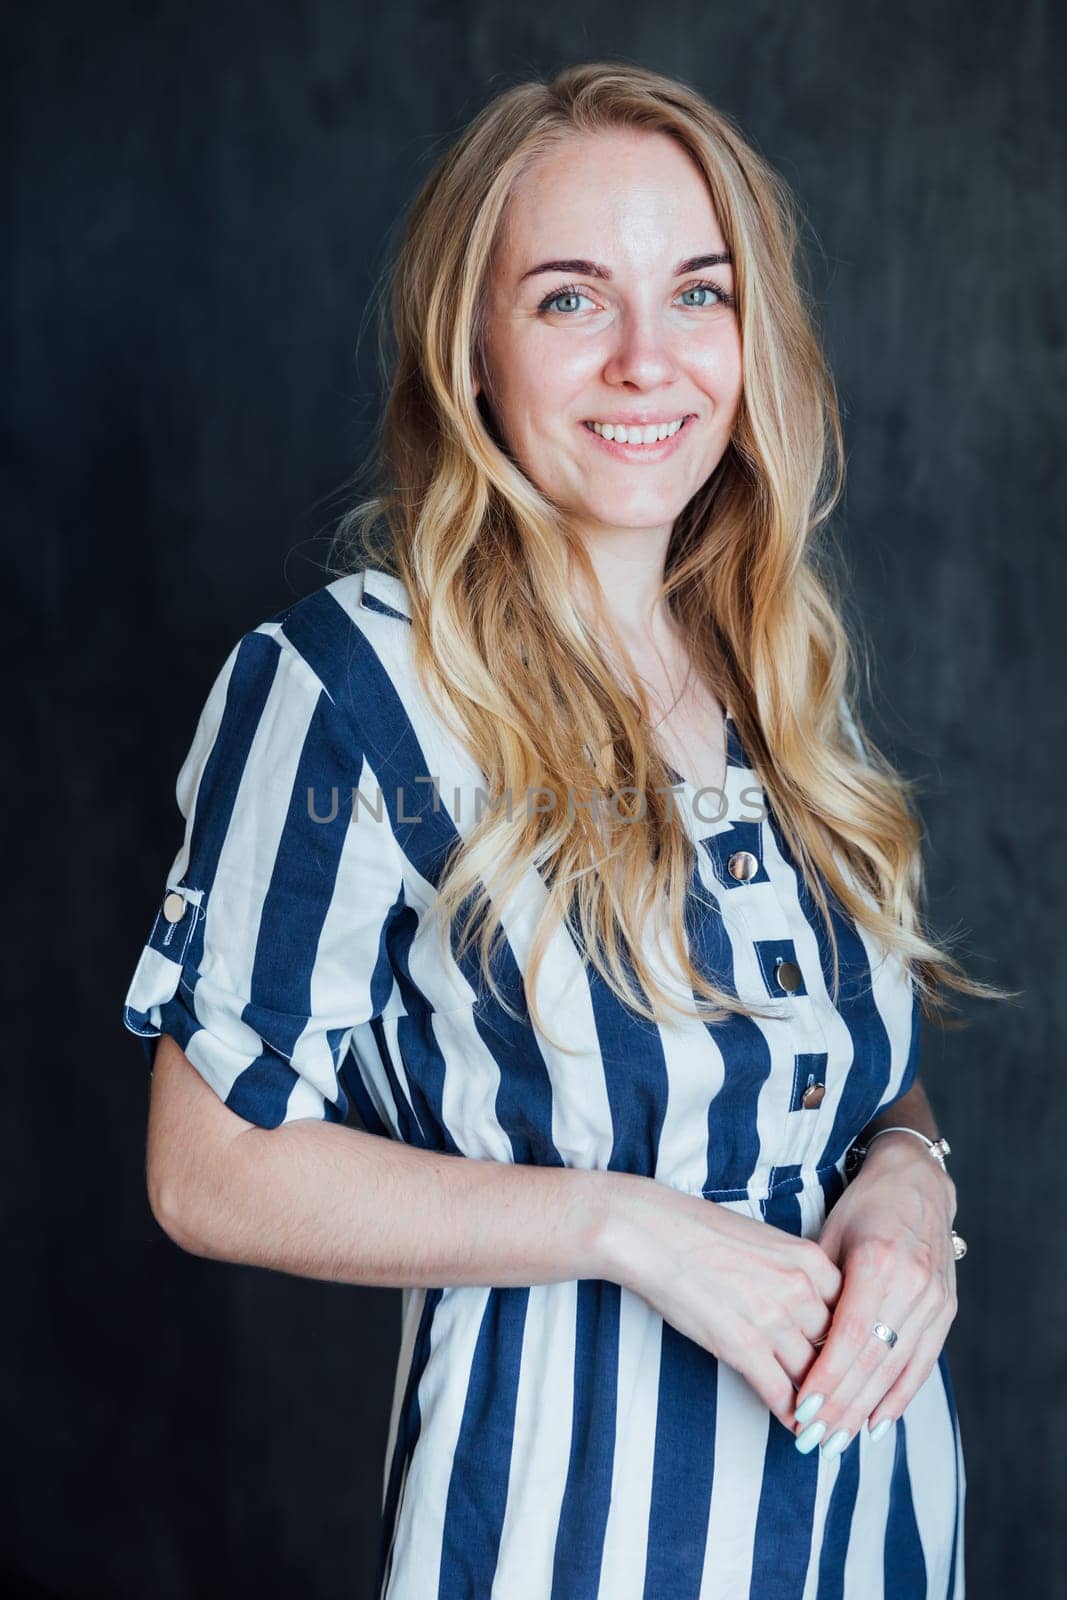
[601,1175,842,1435]
[791,1136,959,1455]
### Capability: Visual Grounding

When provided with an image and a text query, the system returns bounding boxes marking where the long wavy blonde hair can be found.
[329,60,1013,1052]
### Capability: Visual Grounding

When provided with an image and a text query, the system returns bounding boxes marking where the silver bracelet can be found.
[845,1127,967,1260]
[854,1126,951,1168]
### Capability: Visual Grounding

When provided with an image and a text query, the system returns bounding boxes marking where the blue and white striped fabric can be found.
[122,566,965,1598]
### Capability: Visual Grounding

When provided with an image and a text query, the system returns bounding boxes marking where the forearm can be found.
[856,1075,942,1148]
[175,1117,631,1291]
[852,1076,957,1212]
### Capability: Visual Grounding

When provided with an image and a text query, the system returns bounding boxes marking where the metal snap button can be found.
[776,958,802,993]
[801,1080,826,1108]
[162,891,186,924]
[727,850,759,882]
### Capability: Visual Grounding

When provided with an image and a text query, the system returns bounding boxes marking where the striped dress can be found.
[122,565,966,1599]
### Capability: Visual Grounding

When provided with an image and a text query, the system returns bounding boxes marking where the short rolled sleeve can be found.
[122,626,407,1129]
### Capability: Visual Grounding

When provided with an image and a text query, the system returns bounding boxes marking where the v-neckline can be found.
[661,705,735,797]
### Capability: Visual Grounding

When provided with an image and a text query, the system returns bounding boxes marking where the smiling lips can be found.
[585,416,688,444]
[582,414,694,458]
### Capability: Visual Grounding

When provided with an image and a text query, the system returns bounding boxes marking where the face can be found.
[477,128,743,553]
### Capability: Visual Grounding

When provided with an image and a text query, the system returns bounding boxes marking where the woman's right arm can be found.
[150,1033,838,1434]
[149,1029,615,1289]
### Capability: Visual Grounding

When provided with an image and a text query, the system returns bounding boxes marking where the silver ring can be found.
[872,1322,898,1348]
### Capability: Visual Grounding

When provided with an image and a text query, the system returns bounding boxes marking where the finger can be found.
[795,1282,948,1453]
[863,1304,958,1435]
[806,1319,917,1454]
[822,1253,953,1432]
[726,1337,807,1433]
[791,1234,843,1305]
[789,1325,830,1391]
[846,1259,956,1431]
[809,1312,951,1458]
[770,1263,836,1393]
[763,1227,841,1302]
[791,1269,924,1436]
[780,1315,833,1393]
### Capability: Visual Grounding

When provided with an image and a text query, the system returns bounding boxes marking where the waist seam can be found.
[699,1156,846,1204]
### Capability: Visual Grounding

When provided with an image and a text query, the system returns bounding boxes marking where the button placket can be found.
[692,819,812,1185]
[755,822,840,1166]
[790,1052,829,1111]
[684,718,835,1173]
[727,784,838,1160]
[765,942,835,1163]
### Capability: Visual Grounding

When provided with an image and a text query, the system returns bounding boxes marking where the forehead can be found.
[496,129,726,264]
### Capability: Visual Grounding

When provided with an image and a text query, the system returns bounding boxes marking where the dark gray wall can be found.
[6,2,1062,1595]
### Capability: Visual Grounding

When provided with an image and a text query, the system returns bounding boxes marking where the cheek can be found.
[692,328,743,409]
[494,343,564,419]
[525,342,592,407]
[503,360,588,455]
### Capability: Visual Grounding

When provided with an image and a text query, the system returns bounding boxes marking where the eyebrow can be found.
[519,251,733,284]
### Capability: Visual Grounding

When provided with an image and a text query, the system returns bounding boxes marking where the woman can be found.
[123,62,1007,1598]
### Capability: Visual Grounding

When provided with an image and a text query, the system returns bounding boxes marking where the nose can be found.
[600,304,681,391]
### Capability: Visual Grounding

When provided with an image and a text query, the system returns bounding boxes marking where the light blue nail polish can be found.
[794,1393,825,1427]
[821,1429,851,1459]
[869,1418,892,1444]
[795,1420,827,1454]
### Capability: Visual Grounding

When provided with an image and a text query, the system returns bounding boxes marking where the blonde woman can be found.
[124,62,1006,1598]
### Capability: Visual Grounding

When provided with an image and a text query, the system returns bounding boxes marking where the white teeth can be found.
[588,418,686,444]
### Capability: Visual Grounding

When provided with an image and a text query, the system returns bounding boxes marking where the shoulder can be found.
[179,568,416,785]
[235,566,415,714]
[174,568,418,819]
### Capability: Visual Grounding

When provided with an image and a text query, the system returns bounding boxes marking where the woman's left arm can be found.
[789,1075,959,1453]
[853,1074,948,1148]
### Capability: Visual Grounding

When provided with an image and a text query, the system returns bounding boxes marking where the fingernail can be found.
[868,1418,893,1444]
[821,1428,851,1459]
[794,1420,827,1454]
[794,1393,825,1427]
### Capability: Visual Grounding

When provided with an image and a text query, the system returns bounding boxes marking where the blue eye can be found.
[536,279,736,316]
[680,281,734,309]
[538,285,596,315]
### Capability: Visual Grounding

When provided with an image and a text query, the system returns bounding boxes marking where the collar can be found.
[359,566,413,623]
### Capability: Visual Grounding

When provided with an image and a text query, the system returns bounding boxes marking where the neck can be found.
[569,525,677,649]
